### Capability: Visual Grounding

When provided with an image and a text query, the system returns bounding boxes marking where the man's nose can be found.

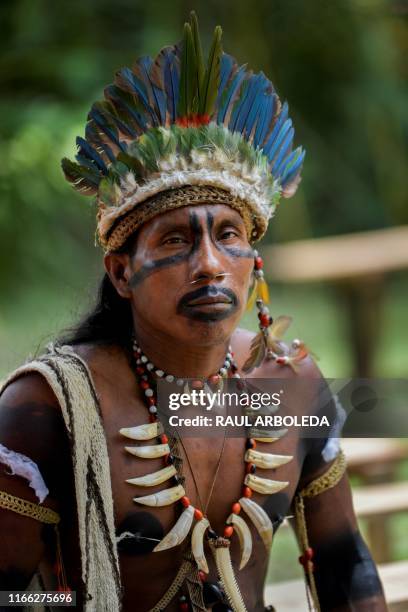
[189,235,225,283]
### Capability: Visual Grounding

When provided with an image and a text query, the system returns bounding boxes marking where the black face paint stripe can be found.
[206,211,254,259]
[129,211,205,288]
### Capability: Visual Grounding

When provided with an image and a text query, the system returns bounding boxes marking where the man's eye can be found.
[220,230,239,240]
[163,236,186,245]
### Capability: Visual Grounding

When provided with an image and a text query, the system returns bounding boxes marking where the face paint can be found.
[129,211,204,288]
[206,212,254,259]
[177,285,239,322]
[313,530,383,608]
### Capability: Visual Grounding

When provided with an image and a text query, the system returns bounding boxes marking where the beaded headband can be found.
[62,12,305,252]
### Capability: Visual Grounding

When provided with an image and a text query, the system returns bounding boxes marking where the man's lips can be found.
[177,285,239,320]
[186,294,232,307]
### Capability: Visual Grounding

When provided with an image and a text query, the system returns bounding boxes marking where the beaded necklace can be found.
[119,336,293,612]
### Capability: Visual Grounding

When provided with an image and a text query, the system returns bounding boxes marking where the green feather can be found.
[61,158,100,195]
[190,12,205,102]
[178,23,198,117]
[199,25,222,116]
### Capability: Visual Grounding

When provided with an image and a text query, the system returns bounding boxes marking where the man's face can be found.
[124,204,254,346]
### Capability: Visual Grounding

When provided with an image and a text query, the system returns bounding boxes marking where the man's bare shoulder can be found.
[0,372,70,499]
[232,326,322,380]
[71,342,131,386]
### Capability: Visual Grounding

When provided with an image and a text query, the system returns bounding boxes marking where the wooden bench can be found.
[264,560,408,611]
[262,225,408,377]
[342,438,408,482]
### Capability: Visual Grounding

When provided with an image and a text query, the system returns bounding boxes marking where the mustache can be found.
[177,285,239,322]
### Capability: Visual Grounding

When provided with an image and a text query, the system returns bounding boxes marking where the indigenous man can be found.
[0,14,386,612]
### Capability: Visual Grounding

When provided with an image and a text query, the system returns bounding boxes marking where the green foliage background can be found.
[0,0,407,376]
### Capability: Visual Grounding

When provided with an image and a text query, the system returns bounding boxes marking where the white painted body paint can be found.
[0,443,49,503]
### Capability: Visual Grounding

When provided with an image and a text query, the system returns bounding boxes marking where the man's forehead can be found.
[142,204,245,233]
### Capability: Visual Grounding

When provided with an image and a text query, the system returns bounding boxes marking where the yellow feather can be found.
[257,278,270,304]
[246,279,258,311]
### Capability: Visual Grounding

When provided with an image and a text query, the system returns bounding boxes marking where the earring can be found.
[246,250,270,311]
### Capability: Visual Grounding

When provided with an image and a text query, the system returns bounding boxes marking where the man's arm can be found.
[294,468,387,611]
[0,374,70,591]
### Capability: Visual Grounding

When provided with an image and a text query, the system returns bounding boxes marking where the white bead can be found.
[145,389,154,397]
[176,378,184,386]
[146,363,154,371]
[136,358,142,365]
[156,370,164,377]
[224,360,231,369]
[219,367,227,376]
[166,375,174,383]
[141,356,148,363]
[149,405,157,414]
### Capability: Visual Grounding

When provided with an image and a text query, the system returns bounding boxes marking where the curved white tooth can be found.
[133,484,185,507]
[126,465,177,487]
[244,473,289,495]
[239,497,273,550]
[125,443,170,459]
[250,427,288,442]
[153,505,195,552]
[245,449,293,469]
[210,543,247,612]
[191,518,210,574]
[227,513,252,570]
[119,422,162,441]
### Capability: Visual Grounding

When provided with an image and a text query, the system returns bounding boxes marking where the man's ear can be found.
[104,253,133,299]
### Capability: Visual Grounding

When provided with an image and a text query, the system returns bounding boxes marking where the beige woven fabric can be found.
[103,185,266,252]
[0,346,122,611]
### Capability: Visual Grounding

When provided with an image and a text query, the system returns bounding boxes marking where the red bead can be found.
[181,496,190,508]
[148,397,156,405]
[136,366,145,375]
[161,434,168,444]
[305,547,314,560]
[179,603,189,612]
[149,414,157,423]
[260,314,270,328]
[198,570,207,582]
[254,256,263,270]
[191,379,204,390]
[208,374,221,386]
[224,525,234,538]
[194,508,204,520]
[232,502,241,514]
[243,486,252,498]
[140,380,149,390]
[246,462,256,474]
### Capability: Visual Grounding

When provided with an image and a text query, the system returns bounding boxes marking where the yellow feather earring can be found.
[246,251,270,312]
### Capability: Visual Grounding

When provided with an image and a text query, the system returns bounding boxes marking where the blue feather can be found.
[116,67,150,110]
[229,74,269,135]
[253,93,275,149]
[281,149,305,186]
[163,51,180,123]
[89,107,127,152]
[262,101,289,159]
[271,127,294,176]
[216,53,235,107]
[217,65,247,124]
[134,56,167,125]
[105,85,148,133]
[76,137,108,174]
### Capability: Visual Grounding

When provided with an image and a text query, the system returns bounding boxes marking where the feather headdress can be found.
[62,12,305,251]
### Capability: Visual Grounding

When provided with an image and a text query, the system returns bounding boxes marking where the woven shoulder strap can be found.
[0,345,122,611]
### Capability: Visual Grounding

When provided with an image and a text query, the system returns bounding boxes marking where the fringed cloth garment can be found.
[0,346,346,611]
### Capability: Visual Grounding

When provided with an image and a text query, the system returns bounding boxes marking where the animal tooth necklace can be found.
[119,338,293,612]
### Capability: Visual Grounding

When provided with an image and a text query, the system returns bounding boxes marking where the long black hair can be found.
[59,235,137,350]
